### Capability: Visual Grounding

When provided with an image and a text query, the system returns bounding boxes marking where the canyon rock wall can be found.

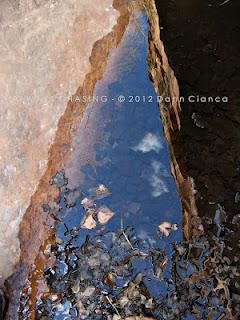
[147,0,240,315]
[146,0,201,241]
[0,0,119,283]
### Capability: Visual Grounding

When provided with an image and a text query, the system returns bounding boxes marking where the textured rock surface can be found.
[0,0,118,283]
[4,1,129,317]
[147,0,240,316]
[146,0,200,242]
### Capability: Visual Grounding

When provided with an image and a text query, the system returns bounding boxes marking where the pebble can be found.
[97,206,115,225]
[64,189,83,207]
[50,171,68,187]
[81,209,97,229]
[82,286,95,298]
[71,282,80,294]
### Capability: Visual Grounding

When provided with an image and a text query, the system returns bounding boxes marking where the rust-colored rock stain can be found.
[5,1,130,319]
[146,0,202,241]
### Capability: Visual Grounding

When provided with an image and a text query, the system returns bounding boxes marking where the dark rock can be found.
[50,171,68,187]
[0,289,6,320]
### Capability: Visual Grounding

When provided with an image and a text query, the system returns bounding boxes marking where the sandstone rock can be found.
[81,209,97,230]
[0,0,118,283]
[97,206,115,225]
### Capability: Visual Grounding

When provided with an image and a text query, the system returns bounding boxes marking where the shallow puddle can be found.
[18,7,182,319]
[16,2,237,320]
[64,10,182,252]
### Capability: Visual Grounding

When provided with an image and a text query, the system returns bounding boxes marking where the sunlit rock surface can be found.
[0,0,118,283]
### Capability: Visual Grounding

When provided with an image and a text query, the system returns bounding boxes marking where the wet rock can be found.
[81,198,95,209]
[81,209,97,230]
[0,289,6,320]
[71,282,80,294]
[97,206,115,225]
[55,261,68,277]
[158,221,178,237]
[0,0,120,284]
[64,189,83,208]
[82,286,96,298]
[93,184,111,199]
[191,113,206,129]
[50,171,68,188]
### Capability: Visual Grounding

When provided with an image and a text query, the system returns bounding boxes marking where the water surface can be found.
[19,8,183,320]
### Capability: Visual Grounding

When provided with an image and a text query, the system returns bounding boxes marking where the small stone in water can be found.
[64,189,83,207]
[171,223,178,231]
[81,208,97,229]
[55,261,68,277]
[158,221,172,237]
[82,286,95,298]
[81,197,95,209]
[50,171,68,187]
[71,282,80,294]
[95,184,111,198]
[97,206,115,225]
[70,307,78,317]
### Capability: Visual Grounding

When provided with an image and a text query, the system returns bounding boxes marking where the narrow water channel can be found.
[18,7,182,319]
[65,10,182,251]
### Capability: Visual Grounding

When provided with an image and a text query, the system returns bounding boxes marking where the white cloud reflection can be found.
[149,160,169,197]
[133,133,163,153]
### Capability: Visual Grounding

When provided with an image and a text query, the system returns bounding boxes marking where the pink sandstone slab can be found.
[0,0,119,283]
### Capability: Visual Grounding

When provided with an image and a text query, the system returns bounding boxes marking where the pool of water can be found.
[17,3,237,319]
[19,7,184,320]
[63,11,182,251]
